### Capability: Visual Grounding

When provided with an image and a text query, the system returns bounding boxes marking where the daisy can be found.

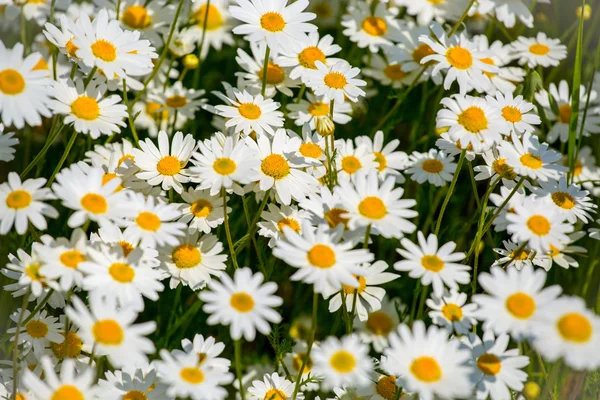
[150,81,206,120]
[427,290,478,335]
[71,9,157,80]
[325,260,399,322]
[355,298,401,353]
[0,123,18,161]
[276,31,341,82]
[287,93,352,130]
[530,296,600,370]
[506,197,574,253]
[435,132,477,162]
[178,188,227,233]
[92,223,160,268]
[133,130,197,194]
[282,342,323,391]
[491,240,552,271]
[405,149,457,187]
[361,50,416,89]
[160,232,227,290]
[257,203,310,247]
[176,334,231,373]
[546,231,587,270]
[471,35,526,95]
[215,89,284,137]
[290,124,328,178]
[122,192,186,248]
[273,223,374,294]
[510,32,567,68]
[394,231,470,297]
[66,295,156,368]
[492,0,536,28]
[190,134,260,196]
[98,367,167,400]
[2,245,61,300]
[199,267,283,341]
[571,146,600,189]
[312,334,372,390]
[382,321,473,400]
[336,170,418,239]
[355,371,404,400]
[532,177,596,224]
[396,0,465,26]
[334,139,378,182]
[52,163,128,228]
[0,172,57,235]
[245,128,319,205]
[117,0,174,45]
[436,94,504,152]
[341,2,403,53]
[474,149,517,181]
[132,98,170,137]
[464,330,530,400]
[248,372,302,400]
[188,0,235,58]
[49,322,84,361]
[304,60,366,103]
[395,25,440,83]
[487,91,540,136]
[473,265,562,340]
[22,357,96,400]
[7,309,63,358]
[37,229,88,292]
[229,0,317,53]
[0,42,52,129]
[49,78,127,139]
[499,132,567,182]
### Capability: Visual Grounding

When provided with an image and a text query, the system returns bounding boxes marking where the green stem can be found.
[83,66,97,89]
[234,189,271,256]
[192,0,211,89]
[122,79,139,143]
[21,121,65,178]
[222,189,239,269]
[447,0,476,37]
[541,361,562,400]
[235,340,246,400]
[479,176,525,237]
[12,290,30,400]
[47,130,78,186]
[434,150,466,236]
[467,161,482,210]
[291,292,318,400]
[241,196,267,275]
[261,46,271,97]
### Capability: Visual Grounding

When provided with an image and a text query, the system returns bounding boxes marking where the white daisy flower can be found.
[97,367,167,400]
[361,50,417,89]
[215,89,284,137]
[473,265,562,340]
[115,0,175,45]
[355,297,401,353]
[2,245,60,300]
[395,25,440,84]
[290,124,328,178]
[0,123,18,161]
[23,357,96,400]
[394,231,470,297]
[133,130,197,194]
[395,0,465,26]
[334,138,379,182]
[38,229,89,291]
[487,91,540,136]
[532,177,596,224]
[405,149,457,187]
[491,240,552,271]
[435,132,478,162]
[178,187,228,234]
[66,295,156,368]
[382,321,473,400]
[0,172,57,235]
[276,31,341,82]
[304,60,366,103]
[177,334,231,373]
[312,334,373,390]
[510,32,567,68]
[132,98,170,137]
[341,2,404,53]
[336,170,418,240]
[7,309,63,359]
[200,267,283,341]
[571,146,600,189]
[472,35,526,95]
[273,223,374,294]
[546,231,587,270]
[427,289,478,335]
[229,0,317,53]
[356,130,410,182]
[257,203,310,247]
[282,342,323,391]
[0,42,52,129]
[188,0,235,59]
[150,81,206,120]
[473,149,517,182]
[248,372,303,400]
[287,92,352,129]
[92,223,160,268]
[492,0,536,28]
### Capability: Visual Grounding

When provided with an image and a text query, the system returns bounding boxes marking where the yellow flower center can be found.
[557,312,592,343]
[292,352,313,372]
[26,263,43,281]
[261,154,290,179]
[428,0,445,3]
[66,38,79,58]
[258,62,286,85]
[324,208,350,229]
[441,303,463,322]
[118,241,135,257]
[502,106,523,123]
[165,95,187,108]
[341,155,362,174]
[330,350,356,373]
[123,390,147,400]
[445,46,473,70]
[213,157,237,175]
[307,244,336,268]
[477,353,502,376]
[410,357,442,382]
[558,104,571,124]
[230,292,255,313]
[505,292,536,319]
[412,44,435,63]
[551,191,575,209]
[136,211,161,231]
[307,101,330,117]
[421,255,444,272]
[6,190,32,209]
[180,367,205,384]
[421,159,444,173]
[375,375,398,400]
[458,106,488,133]
[529,43,550,56]
[358,196,387,220]
[156,155,182,176]
[361,16,387,36]
[118,154,135,166]
[526,215,551,236]
[93,319,124,345]
[26,320,48,338]
[51,385,84,400]
[238,103,262,120]
[480,57,496,78]
[121,5,152,29]
[0,69,25,95]
[190,199,213,217]
[91,39,117,62]
[520,153,542,169]
[277,217,301,233]
[324,72,347,89]
[343,275,367,294]
[299,142,323,159]
[298,46,326,69]
[366,311,394,335]
[374,152,387,172]
[384,64,407,81]
[264,389,286,400]
[109,262,135,283]
[80,193,108,214]
[492,158,516,179]
[60,250,85,269]
[146,101,169,121]
[510,248,530,260]
[50,331,83,359]
[172,244,201,269]
[260,11,285,32]
[71,96,100,121]
[33,58,49,71]
[193,3,224,30]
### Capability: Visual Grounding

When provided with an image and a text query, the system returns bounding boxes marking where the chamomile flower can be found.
[546,231,587,270]
[273,223,374,294]
[336,171,418,239]
[98,367,167,400]
[133,130,197,194]
[258,203,310,247]
[276,32,341,82]
[396,0,465,26]
[200,267,282,341]
[312,334,372,390]
[38,229,88,291]
[150,81,206,119]
[0,42,52,129]
[510,32,567,68]
[132,99,170,137]
[0,172,57,235]
[341,2,403,53]
[191,134,260,196]
[188,0,235,58]
[116,0,174,45]
[282,342,322,391]
[532,177,596,224]
[427,290,477,335]
[22,357,97,400]
[474,149,517,181]
[487,91,540,136]
[8,309,63,358]
[49,78,127,138]
[229,0,317,53]
[179,188,227,234]
[361,51,416,89]
[122,193,186,248]
[356,131,410,181]
[215,89,284,137]
[160,233,227,290]
[325,260,399,322]
[395,231,470,297]
[491,240,551,271]
[177,334,231,373]
[66,296,156,368]
[334,139,378,182]
[92,223,160,268]
[382,321,473,400]
[0,124,18,161]
[473,265,562,340]
[287,92,352,129]
[355,298,401,353]
[506,197,574,253]
[530,296,600,370]
[492,0,536,28]
[499,132,566,181]
[304,60,366,103]
[248,373,302,400]
[2,245,59,299]
[405,149,457,187]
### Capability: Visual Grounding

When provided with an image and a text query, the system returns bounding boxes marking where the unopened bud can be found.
[523,381,541,400]
[576,4,592,20]
[315,116,335,137]
[183,54,199,70]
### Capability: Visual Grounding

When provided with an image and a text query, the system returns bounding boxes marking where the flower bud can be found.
[183,54,200,70]
[576,4,592,20]
[315,116,335,137]
[523,381,541,400]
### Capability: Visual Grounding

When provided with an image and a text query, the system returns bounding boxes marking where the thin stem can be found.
[12,290,30,400]
[21,121,65,178]
[48,130,79,186]
[241,195,267,275]
[83,66,97,89]
[261,46,271,97]
[20,7,27,55]
[122,79,139,143]
[467,161,482,210]
[115,0,122,19]
[291,291,318,400]
[541,361,561,400]
[222,189,239,269]
[234,189,271,256]
[434,150,466,236]
[480,176,525,236]
[447,0,476,37]
[192,0,211,89]
[235,340,246,400]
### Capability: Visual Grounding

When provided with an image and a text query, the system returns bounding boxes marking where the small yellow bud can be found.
[523,381,541,400]
[576,4,591,20]
[183,54,200,70]
[315,116,335,137]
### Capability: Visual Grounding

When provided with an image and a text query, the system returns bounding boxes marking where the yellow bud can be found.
[315,116,335,137]
[523,381,541,400]
[183,54,200,70]
[576,4,591,20]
